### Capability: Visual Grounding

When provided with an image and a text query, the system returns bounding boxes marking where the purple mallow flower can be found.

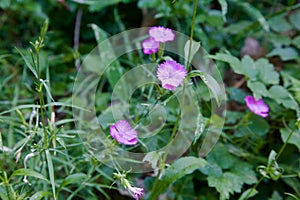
[157,60,187,91]
[110,120,138,145]
[129,186,144,200]
[142,37,159,54]
[149,26,175,43]
[244,96,269,118]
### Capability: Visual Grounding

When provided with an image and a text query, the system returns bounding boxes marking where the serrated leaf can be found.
[280,128,300,151]
[184,39,200,67]
[256,58,279,85]
[267,47,298,61]
[247,81,269,99]
[209,53,243,74]
[207,143,237,169]
[149,157,208,200]
[269,85,298,109]
[10,168,48,181]
[208,172,243,200]
[241,55,258,81]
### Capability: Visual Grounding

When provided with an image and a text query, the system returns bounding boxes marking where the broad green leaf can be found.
[225,111,244,124]
[184,39,200,67]
[46,149,56,200]
[280,128,300,151]
[227,87,248,104]
[148,157,208,200]
[89,24,123,88]
[71,0,135,12]
[268,14,293,32]
[266,33,292,46]
[247,81,269,99]
[292,35,300,49]
[235,114,270,138]
[241,55,258,81]
[289,9,300,30]
[10,168,48,181]
[238,188,258,200]
[217,0,228,21]
[267,47,298,61]
[231,0,269,31]
[30,191,51,200]
[269,85,298,109]
[209,53,243,74]
[231,162,257,185]
[208,172,243,200]
[256,58,279,85]
[206,143,237,169]
[15,48,37,78]
[142,151,162,169]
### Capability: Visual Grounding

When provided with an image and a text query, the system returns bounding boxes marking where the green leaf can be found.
[0,0,10,9]
[280,128,300,151]
[238,188,258,200]
[206,10,224,27]
[10,168,48,181]
[149,157,208,200]
[231,0,270,31]
[184,39,200,67]
[227,87,248,103]
[235,114,270,138]
[241,55,258,81]
[15,48,37,78]
[247,81,269,99]
[289,9,300,30]
[29,191,51,200]
[269,85,298,109]
[225,111,244,124]
[71,0,135,12]
[57,173,87,195]
[217,0,228,21]
[89,24,123,88]
[209,53,243,74]
[292,35,300,49]
[208,172,243,200]
[268,191,283,200]
[268,14,293,32]
[256,58,279,85]
[206,143,237,169]
[223,21,252,34]
[46,149,56,200]
[267,47,298,61]
[138,0,160,8]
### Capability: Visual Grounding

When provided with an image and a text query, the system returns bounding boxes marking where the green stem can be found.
[244,124,297,200]
[276,125,296,161]
[186,0,198,71]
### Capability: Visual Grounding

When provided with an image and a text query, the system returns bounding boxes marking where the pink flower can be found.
[129,186,144,200]
[157,60,187,91]
[142,37,159,54]
[149,26,175,43]
[244,96,269,118]
[110,120,138,145]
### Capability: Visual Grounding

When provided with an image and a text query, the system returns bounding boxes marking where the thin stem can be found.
[186,0,198,71]
[276,126,296,160]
